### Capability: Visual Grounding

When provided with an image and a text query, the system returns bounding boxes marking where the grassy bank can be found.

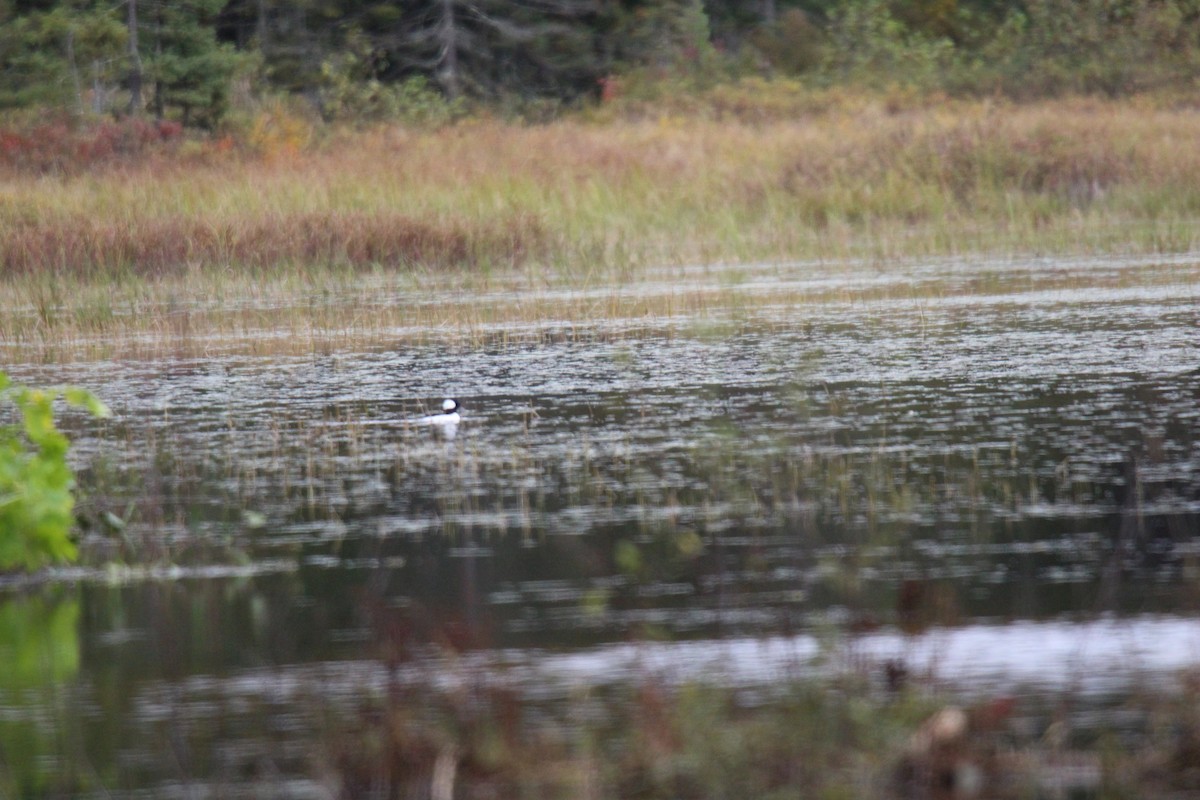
[3,94,1200,360]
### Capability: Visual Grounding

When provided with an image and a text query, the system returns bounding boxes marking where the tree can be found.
[216,0,343,96]
[134,0,244,125]
[353,0,611,102]
[225,0,614,105]
[0,0,241,124]
[126,0,142,112]
[0,2,125,112]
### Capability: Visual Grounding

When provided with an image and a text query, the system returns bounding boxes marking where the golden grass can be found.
[8,97,1200,272]
[0,210,546,275]
[4,94,1200,358]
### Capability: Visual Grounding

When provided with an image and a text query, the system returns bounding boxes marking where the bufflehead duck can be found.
[418,398,461,426]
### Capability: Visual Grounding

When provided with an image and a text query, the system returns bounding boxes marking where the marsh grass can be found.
[66,381,1112,583]
[318,664,934,800]
[310,606,1200,800]
[4,97,1200,329]
[2,111,1199,356]
[0,211,548,277]
[346,671,1200,799]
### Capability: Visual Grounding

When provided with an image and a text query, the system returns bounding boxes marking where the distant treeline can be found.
[4,0,1200,125]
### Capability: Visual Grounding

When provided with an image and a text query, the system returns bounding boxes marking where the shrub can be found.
[0,116,184,174]
[817,0,955,91]
[0,372,109,571]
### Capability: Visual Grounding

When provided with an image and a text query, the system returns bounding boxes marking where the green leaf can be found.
[63,387,112,419]
[615,539,642,576]
[0,375,104,571]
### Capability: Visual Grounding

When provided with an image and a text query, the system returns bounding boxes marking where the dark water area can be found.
[2,256,1199,796]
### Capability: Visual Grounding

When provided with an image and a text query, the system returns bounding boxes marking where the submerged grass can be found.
[2,250,1195,361]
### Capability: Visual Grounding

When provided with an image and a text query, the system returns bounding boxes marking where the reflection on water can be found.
[0,592,79,689]
[2,255,1199,794]
[0,592,79,795]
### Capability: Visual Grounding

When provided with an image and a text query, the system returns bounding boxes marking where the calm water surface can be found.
[2,255,1199,796]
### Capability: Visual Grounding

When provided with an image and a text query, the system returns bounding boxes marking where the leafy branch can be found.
[0,372,110,571]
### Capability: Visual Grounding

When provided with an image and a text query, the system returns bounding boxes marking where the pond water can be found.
[2,254,1199,796]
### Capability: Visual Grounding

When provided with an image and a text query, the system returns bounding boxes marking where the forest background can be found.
[4,0,1200,132]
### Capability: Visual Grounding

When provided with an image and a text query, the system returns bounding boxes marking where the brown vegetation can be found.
[0,210,547,276]
[4,96,1200,279]
[2,97,1200,281]
[3,93,1200,361]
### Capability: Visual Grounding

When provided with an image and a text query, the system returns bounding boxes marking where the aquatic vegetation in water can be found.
[0,253,1196,796]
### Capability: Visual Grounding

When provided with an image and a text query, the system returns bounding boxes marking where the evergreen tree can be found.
[216,0,343,96]
[347,0,610,102]
[134,0,243,125]
[0,1,124,111]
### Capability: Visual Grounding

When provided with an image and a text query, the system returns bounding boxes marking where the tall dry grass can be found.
[4,97,1200,280]
[0,211,546,275]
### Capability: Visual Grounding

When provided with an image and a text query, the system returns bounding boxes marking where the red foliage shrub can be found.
[599,76,621,103]
[0,116,186,174]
